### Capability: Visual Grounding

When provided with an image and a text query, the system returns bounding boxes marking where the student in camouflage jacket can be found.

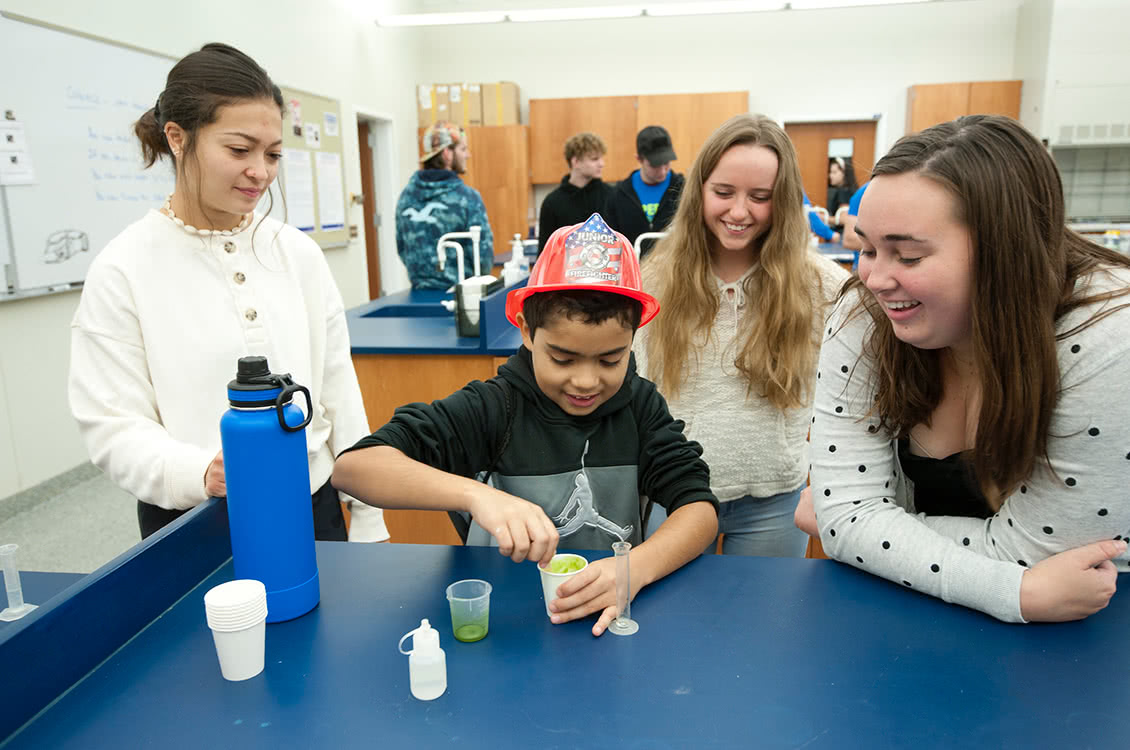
[395,122,494,290]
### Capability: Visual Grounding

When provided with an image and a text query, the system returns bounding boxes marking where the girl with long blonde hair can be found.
[635,113,847,556]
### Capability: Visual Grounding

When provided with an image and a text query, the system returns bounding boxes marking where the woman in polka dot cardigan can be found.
[801,115,1130,623]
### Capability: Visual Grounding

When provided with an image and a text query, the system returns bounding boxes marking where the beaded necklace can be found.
[161,195,252,237]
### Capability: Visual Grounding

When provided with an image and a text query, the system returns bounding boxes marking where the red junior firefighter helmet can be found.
[505,213,660,328]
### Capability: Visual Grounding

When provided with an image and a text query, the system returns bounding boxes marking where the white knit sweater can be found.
[69,209,388,542]
[635,252,848,501]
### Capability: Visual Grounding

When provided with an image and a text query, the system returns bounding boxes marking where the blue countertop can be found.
[5,536,1128,749]
[347,240,848,358]
[818,240,857,264]
[347,280,525,357]
[0,572,84,633]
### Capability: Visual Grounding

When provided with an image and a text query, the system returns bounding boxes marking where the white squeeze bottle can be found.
[398,619,447,700]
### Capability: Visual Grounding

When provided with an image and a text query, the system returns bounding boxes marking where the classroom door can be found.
[358,120,381,300]
[784,121,877,212]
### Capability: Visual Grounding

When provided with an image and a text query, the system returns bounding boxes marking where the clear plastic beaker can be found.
[446,579,491,642]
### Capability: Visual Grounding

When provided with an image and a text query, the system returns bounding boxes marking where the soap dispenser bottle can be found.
[398,619,447,700]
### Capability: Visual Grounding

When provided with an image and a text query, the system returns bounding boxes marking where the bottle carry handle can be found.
[277,383,313,433]
[398,627,418,655]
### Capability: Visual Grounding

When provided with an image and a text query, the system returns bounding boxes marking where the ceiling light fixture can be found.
[645,1,787,17]
[788,0,932,9]
[376,0,944,27]
[377,11,508,27]
[507,6,644,23]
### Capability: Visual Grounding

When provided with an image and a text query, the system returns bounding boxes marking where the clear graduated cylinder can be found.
[0,543,37,621]
[1,544,25,610]
[607,541,639,636]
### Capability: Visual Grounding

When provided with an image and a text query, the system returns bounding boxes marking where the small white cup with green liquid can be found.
[538,553,588,618]
[446,579,491,642]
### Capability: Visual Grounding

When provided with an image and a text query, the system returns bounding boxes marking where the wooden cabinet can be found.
[968,81,1023,121]
[529,96,639,183]
[636,92,750,176]
[529,91,750,185]
[417,124,532,257]
[352,352,506,545]
[907,80,1022,134]
[463,124,531,249]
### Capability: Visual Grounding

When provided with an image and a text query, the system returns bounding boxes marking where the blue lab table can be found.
[347,280,523,357]
[0,572,83,633]
[1,499,1126,749]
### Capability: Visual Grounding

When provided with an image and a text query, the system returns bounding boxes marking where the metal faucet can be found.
[435,225,483,280]
[436,240,465,284]
[633,231,667,258]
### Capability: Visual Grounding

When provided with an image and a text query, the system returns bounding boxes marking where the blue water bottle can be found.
[219,356,320,622]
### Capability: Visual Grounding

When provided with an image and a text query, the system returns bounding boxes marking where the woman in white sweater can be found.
[800,115,1129,622]
[634,114,846,556]
[69,43,386,542]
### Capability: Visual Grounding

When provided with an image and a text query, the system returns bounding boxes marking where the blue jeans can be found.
[646,486,808,558]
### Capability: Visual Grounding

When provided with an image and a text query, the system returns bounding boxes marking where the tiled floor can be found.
[0,464,139,574]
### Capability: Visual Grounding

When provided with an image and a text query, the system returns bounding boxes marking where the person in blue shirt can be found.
[803,192,839,243]
[840,181,869,251]
[604,125,685,259]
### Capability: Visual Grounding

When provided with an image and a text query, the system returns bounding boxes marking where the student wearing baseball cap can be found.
[604,125,685,258]
[394,121,494,290]
[334,213,719,637]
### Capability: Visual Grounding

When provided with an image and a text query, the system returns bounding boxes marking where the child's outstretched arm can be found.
[333,445,559,566]
[551,378,719,637]
[550,501,716,636]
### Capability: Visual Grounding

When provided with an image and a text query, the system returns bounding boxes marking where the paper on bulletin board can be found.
[281,148,315,232]
[304,122,321,149]
[323,112,338,137]
[315,151,344,231]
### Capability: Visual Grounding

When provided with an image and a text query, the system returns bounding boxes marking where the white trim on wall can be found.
[352,106,408,295]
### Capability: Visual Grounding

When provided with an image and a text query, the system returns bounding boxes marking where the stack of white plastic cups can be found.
[203,579,268,681]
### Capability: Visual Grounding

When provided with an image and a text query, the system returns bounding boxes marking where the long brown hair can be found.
[847,114,1130,505]
[643,113,823,409]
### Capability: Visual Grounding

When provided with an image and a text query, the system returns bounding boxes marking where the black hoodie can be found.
[347,347,717,551]
[536,176,614,255]
[603,171,685,259]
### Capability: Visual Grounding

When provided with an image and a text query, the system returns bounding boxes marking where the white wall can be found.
[413,1,1021,157]
[5,0,1109,501]
[1043,0,1130,144]
[1014,0,1055,135]
[0,0,422,498]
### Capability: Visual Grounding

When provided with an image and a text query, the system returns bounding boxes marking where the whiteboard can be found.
[0,13,176,298]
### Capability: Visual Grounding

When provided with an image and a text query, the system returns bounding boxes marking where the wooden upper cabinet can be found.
[463,124,530,250]
[636,91,749,176]
[907,80,1021,134]
[968,80,1022,119]
[529,91,750,185]
[529,96,638,183]
[907,83,971,134]
[415,124,531,254]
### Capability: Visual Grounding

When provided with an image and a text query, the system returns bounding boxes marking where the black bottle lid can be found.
[237,356,270,382]
[229,356,291,393]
